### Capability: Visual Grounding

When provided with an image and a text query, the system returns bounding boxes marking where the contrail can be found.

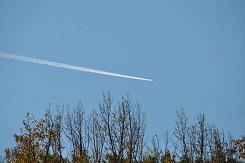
[0,52,153,81]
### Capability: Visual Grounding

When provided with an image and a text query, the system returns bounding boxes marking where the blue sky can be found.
[0,0,244,153]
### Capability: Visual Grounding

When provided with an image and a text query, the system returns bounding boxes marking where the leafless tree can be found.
[127,102,146,162]
[162,130,171,154]
[98,92,145,162]
[174,109,190,162]
[187,123,196,163]
[98,92,119,161]
[64,103,89,162]
[151,134,162,162]
[209,127,227,163]
[90,110,105,163]
[191,113,209,163]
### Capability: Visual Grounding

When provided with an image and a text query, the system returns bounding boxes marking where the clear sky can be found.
[0,0,244,154]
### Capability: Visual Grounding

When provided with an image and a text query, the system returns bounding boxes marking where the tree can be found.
[64,103,89,162]
[5,93,243,163]
[226,134,237,163]
[143,154,158,163]
[39,107,65,163]
[98,92,145,162]
[161,150,173,163]
[150,134,162,162]
[5,113,43,163]
[5,108,66,163]
[235,136,245,160]
[210,127,226,163]
[126,102,145,162]
[90,110,105,163]
[192,114,208,163]
[162,131,174,163]
[50,108,64,162]
[173,109,190,163]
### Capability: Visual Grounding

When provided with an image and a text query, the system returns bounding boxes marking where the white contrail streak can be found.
[0,52,153,81]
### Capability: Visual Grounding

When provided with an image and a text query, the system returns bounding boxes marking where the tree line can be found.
[4,93,245,163]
